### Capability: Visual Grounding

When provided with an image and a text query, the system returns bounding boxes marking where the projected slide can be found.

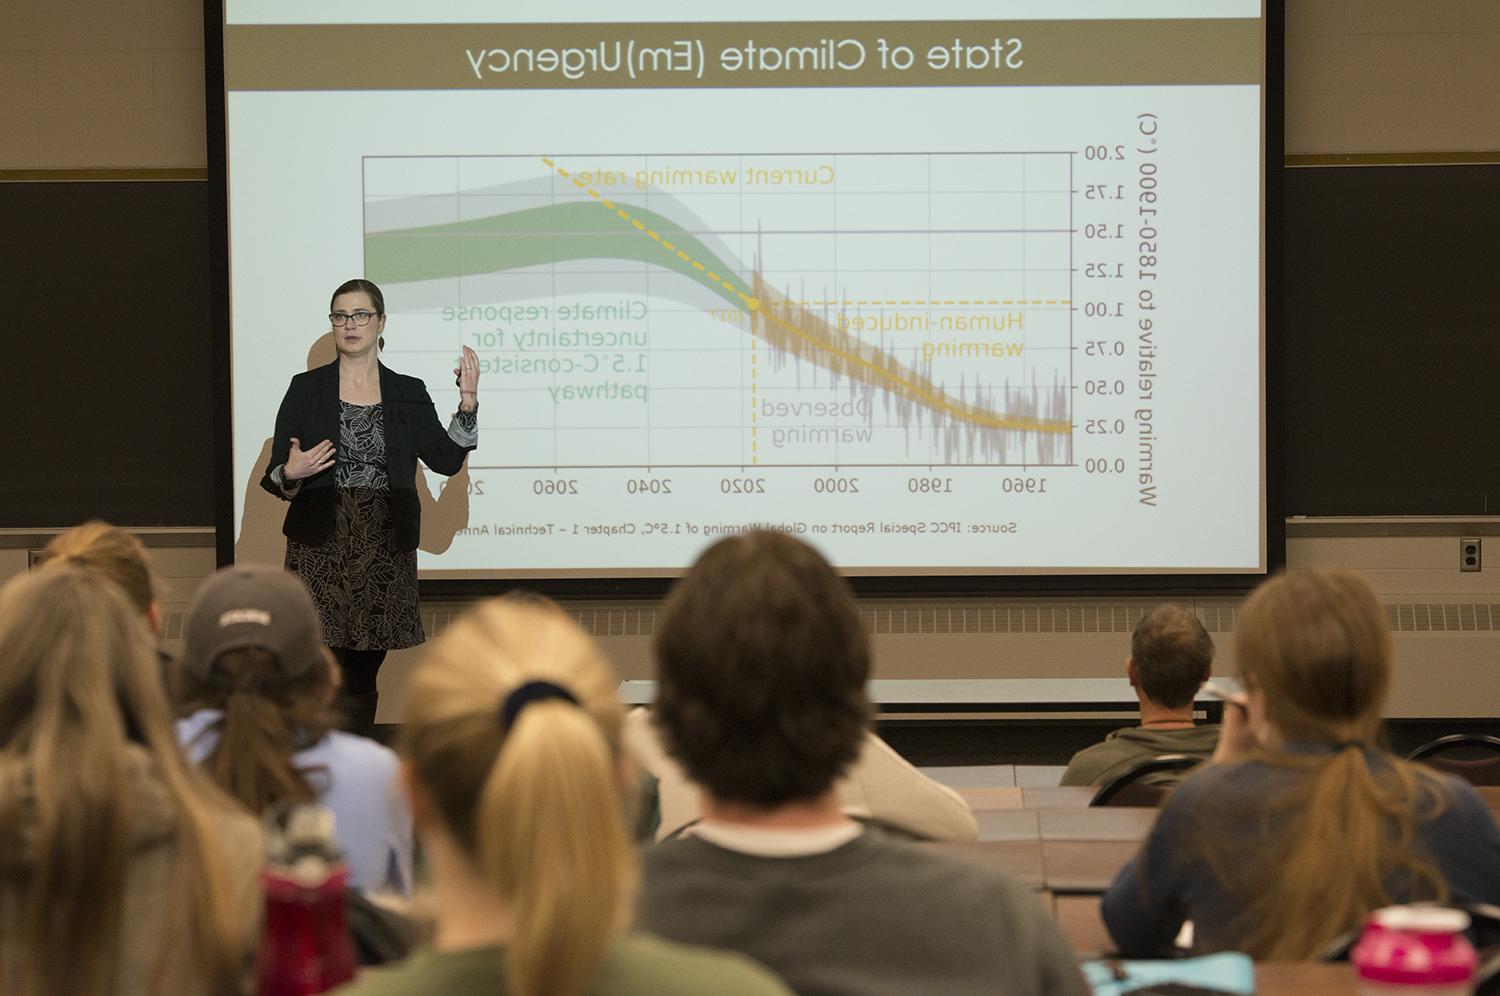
[365,151,1072,467]
[222,3,1268,578]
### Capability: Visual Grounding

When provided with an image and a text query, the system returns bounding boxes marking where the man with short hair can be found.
[1060,604,1219,787]
[637,531,1087,996]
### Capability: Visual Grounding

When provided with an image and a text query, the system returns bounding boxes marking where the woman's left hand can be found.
[454,345,480,410]
[1211,696,1258,764]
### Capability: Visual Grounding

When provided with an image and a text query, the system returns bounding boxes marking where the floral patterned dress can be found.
[285,400,423,650]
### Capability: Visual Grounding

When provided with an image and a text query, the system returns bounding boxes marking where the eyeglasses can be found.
[330,311,379,328]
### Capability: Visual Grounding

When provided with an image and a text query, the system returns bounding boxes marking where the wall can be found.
[1285,0,1500,154]
[0,0,205,169]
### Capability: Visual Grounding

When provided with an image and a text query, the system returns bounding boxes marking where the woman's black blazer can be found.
[259,360,475,552]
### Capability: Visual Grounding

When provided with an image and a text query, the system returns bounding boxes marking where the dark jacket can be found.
[260,361,474,552]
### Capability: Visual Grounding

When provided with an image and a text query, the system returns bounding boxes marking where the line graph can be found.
[364,152,1074,467]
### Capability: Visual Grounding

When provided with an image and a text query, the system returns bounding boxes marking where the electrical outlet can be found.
[1460,538,1482,573]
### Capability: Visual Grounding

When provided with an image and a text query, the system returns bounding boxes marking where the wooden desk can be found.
[1022,786,1099,808]
[955,785,1126,811]
[921,837,1135,894]
[1038,807,1155,842]
[1254,962,1356,994]
[956,786,1024,810]
[1054,895,1363,992]
[1054,894,1112,956]
[972,806,1157,845]
[917,840,1046,888]
[974,809,1041,842]
[1042,840,1139,893]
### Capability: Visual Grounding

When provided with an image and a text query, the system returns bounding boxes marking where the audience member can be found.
[624,708,977,841]
[1103,569,1500,959]
[334,598,791,996]
[635,531,1088,996]
[0,566,261,996]
[35,520,177,687]
[1060,604,1218,786]
[176,564,413,895]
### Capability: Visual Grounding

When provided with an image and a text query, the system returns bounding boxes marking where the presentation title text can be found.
[464,36,1024,82]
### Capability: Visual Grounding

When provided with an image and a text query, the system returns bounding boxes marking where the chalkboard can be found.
[0,181,214,527]
[2,167,1494,528]
[1281,164,1500,516]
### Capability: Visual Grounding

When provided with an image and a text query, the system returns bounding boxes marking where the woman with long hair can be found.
[262,278,481,733]
[176,564,412,895]
[0,566,261,996]
[333,599,789,996]
[36,520,161,630]
[35,520,182,693]
[1103,569,1500,959]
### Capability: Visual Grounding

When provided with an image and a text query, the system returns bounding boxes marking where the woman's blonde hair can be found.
[37,520,155,616]
[1206,569,1446,959]
[400,599,636,996]
[0,566,248,996]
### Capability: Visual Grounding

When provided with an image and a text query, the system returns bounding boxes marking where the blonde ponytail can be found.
[401,600,638,996]
[482,700,634,996]
[37,520,156,617]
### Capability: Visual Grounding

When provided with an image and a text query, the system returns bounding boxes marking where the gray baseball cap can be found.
[181,565,324,683]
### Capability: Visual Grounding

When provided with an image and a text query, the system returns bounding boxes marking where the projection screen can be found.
[214,1,1279,583]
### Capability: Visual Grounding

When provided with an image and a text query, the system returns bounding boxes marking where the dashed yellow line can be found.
[792,298,1069,307]
[754,308,1063,434]
[539,156,1068,436]
[750,335,759,465]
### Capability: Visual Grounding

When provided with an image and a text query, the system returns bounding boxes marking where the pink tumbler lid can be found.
[1352,907,1478,985]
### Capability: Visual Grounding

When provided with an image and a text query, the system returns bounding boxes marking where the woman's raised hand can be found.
[454,345,480,410]
[285,437,336,481]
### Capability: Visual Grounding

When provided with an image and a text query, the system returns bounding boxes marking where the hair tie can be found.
[501,680,578,729]
[207,665,261,695]
[1336,740,1366,752]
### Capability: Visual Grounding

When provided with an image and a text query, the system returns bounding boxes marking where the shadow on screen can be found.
[235,332,472,565]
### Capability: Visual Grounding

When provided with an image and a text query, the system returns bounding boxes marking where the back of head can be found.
[177,565,337,815]
[1235,569,1389,744]
[0,567,244,996]
[1206,569,1441,959]
[654,531,872,808]
[1131,605,1214,709]
[401,600,633,996]
[37,520,155,617]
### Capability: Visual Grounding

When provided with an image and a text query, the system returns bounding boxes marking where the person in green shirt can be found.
[1060,604,1220,787]
[334,598,789,996]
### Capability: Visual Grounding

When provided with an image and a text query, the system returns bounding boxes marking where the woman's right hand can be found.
[284,437,335,481]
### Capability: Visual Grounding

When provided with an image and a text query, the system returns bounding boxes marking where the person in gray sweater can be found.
[636,531,1088,996]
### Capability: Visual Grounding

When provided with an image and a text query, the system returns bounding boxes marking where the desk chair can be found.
[1408,734,1500,786]
[1090,754,1200,807]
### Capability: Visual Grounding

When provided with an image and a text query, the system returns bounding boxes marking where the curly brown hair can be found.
[653,531,871,808]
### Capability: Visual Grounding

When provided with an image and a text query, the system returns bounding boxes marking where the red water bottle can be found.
[1352,905,1477,995]
[256,803,357,996]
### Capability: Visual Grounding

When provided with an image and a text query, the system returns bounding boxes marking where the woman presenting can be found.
[261,278,479,733]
